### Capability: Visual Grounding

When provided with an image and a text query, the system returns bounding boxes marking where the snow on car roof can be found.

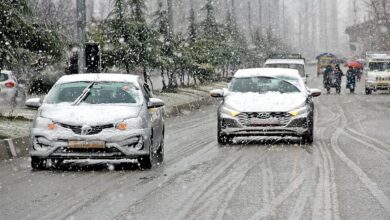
[57,73,140,84]
[264,59,305,65]
[0,70,13,75]
[234,68,301,79]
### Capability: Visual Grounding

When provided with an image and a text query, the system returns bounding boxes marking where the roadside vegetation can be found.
[1,0,289,93]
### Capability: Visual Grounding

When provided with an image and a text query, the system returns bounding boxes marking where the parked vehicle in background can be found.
[26,74,165,170]
[210,68,321,145]
[264,54,307,84]
[0,70,20,106]
[365,52,390,95]
[316,53,338,76]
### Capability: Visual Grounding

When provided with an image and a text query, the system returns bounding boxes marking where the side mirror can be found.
[308,88,321,97]
[147,98,164,109]
[25,98,41,109]
[210,89,224,98]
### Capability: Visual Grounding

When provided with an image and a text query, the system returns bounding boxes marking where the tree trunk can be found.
[180,69,185,85]
[187,70,190,86]
[161,68,167,90]
[193,72,197,85]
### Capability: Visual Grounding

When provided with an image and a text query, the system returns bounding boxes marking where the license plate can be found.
[68,140,105,149]
[250,118,280,125]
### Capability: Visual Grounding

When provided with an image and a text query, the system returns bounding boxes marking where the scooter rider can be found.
[346,66,357,93]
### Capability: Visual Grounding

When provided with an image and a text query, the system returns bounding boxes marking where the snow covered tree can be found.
[0,0,63,72]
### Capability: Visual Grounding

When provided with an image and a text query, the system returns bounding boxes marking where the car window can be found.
[0,73,9,82]
[369,62,390,71]
[44,81,141,104]
[229,77,301,94]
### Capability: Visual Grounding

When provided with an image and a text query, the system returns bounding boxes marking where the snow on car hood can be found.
[225,92,306,112]
[40,104,141,125]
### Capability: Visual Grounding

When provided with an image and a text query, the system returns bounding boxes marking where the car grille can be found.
[237,112,291,127]
[58,123,114,135]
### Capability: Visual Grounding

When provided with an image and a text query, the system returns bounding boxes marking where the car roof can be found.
[265,59,305,65]
[233,68,302,79]
[57,73,141,84]
[0,70,13,75]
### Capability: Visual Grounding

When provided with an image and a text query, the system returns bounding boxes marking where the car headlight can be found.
[289,106,308,117]
[116,117,143,131]
[34,117,57,130]
[220,106,240,117]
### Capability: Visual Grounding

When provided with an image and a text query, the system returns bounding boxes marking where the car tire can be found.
[155,138,164,164]
[365,88,372,95]
[139,154,152,169]
[217,118,233,145]
[302,115,314,144]
[31,157,46,170]
[218,134,234,145]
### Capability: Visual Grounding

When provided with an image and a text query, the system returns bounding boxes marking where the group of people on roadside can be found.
[323,64,360,94]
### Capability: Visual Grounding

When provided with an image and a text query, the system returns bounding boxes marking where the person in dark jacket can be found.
[346,66,357,93]
[323,65,333,94]
[333,64,343,94]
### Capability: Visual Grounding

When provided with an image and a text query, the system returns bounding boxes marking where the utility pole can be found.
[76,0,86,73]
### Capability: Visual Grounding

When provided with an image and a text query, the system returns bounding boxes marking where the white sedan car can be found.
[26,74,165,170]
[211,68,321,144]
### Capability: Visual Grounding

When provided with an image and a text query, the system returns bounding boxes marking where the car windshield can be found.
[44,81,141,105]
[229,76,301,94]
[369,62,390,71]
[0,73,8,82]
[266,64,305,77]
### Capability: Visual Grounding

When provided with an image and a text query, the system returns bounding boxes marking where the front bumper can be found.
[29,127,151,159]
[220,113,309,137]
[366,81,390,90]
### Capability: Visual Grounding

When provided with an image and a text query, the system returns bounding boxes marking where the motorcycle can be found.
[346,73,356,93]
[324,70,341,94]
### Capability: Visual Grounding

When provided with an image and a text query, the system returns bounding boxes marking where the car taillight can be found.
[5,81,15,88]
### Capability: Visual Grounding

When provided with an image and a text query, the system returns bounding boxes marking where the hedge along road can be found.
[0,66,390,220]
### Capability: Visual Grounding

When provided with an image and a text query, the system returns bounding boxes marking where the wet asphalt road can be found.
[1,66,390,220]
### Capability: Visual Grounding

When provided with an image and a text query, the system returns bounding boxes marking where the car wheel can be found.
[155,138,164,164]
[31,157,46,170]
[302,116,314,144]
[365,88,372,95]
[139,154,152,169]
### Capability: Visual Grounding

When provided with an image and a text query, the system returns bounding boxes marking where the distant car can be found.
[210,68,321,144]
[26,74,165,170]
[264,58,307,84]
[0,70,19,105]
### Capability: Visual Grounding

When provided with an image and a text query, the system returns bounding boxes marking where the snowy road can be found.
[1,67,390,219]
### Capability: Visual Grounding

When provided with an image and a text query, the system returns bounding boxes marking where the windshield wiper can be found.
[72,82,95,106]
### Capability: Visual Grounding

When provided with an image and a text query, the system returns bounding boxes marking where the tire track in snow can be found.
[171,150,244,220]
[248,168,309,220]
[312,100,341,220]
[331,106,390,215]
[187,150,271,220]
[287,152,315,220]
